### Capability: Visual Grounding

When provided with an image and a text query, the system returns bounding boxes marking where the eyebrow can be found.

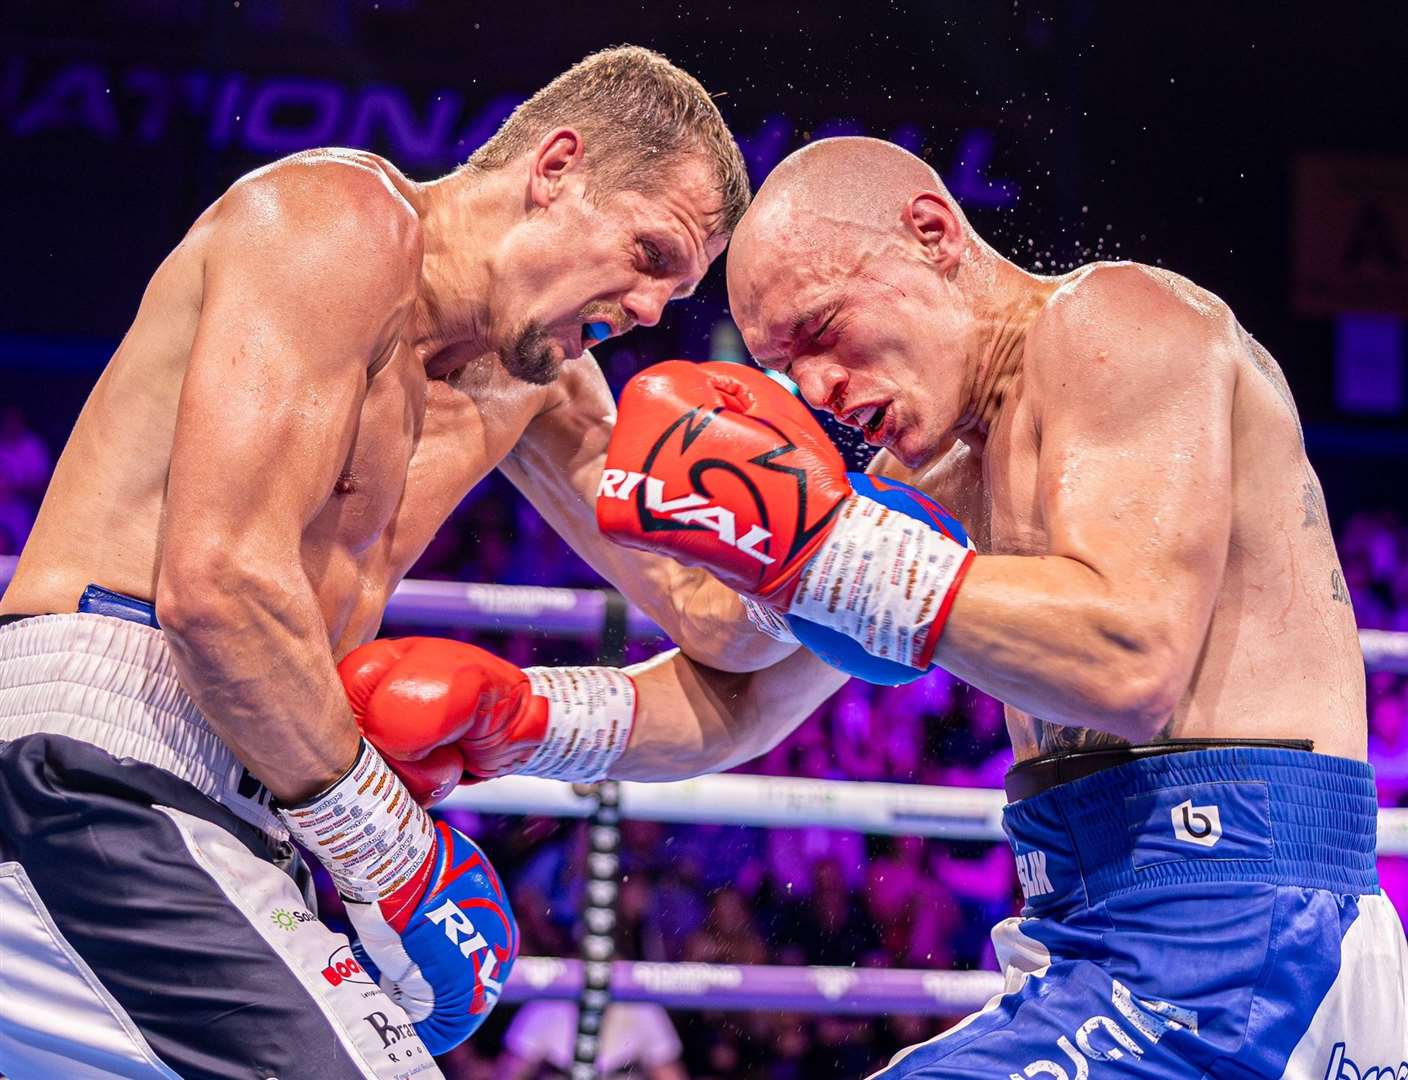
[655,233,706,301]
[785,305,835,350]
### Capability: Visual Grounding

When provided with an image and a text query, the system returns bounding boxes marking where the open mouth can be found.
[582,321,612,347]
[846,402,890,442]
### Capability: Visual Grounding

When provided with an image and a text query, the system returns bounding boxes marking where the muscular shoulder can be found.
[212,149,422,289]
[1026,261,1238,392]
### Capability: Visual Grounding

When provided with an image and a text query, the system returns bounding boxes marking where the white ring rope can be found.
[500,956,1005,1015]
[2,556,1407,670]
[444,772,1408,855]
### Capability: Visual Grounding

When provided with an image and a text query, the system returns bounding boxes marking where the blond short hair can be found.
[468,45,750,235]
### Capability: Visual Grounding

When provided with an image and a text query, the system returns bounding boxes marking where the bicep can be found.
[165,180,410,562]
[498,353,618,559]
[1035,309,1236,636]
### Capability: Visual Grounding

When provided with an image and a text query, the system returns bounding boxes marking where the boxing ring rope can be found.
[6,556,1408,1025]
[2,556,1407,669]
[500,956,1006,1015]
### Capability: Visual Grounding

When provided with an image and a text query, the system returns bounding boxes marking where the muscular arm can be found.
[933,266,1236,746]
[604,444,981,780]
[604,434,990,780]
[610,644,846,779]
[499,353,795,673]
[156,160,419,802]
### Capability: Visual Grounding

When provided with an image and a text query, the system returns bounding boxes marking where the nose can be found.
[622,279,674,329]
[789,354,848,413]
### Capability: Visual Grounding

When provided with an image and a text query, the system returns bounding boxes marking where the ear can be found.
[528,128,585,208]
[904,192,965,274]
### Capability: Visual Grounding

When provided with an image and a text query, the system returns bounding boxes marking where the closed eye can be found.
[638,237,668,273]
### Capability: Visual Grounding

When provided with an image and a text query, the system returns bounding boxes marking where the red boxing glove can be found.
[339,638,544,805]
[598,361,975,672]
[595,360,851,601]
[339,638,637,803]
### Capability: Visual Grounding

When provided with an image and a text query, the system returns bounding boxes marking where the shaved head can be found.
[728,137,973,315]
[737,137,953,249]
[724,137,1004,469]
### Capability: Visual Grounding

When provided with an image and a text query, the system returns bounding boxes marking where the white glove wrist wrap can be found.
[787,492,974,669]
[742,594,800,644]
[278,739,434,903]
[518,667,637,782]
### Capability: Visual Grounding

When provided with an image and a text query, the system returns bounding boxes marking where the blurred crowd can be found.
[5,398,1408,1078]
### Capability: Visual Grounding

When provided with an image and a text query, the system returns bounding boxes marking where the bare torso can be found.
[1,152,550,659]
[886,264,1365,762]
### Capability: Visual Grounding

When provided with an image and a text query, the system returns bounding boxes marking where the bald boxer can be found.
[0,46,793,1080]
[594,137,1408,1077]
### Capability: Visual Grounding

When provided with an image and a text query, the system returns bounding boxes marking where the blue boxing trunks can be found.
[870,747,1408,1079]
[0,601,442,1079]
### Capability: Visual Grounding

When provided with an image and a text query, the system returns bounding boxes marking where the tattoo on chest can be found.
[1301,473,1329,534]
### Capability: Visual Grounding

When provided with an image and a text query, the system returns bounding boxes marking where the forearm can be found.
[638,566,796,673]
[610,646,848,780]
[935,553,1183,739]
[158,560,358,802]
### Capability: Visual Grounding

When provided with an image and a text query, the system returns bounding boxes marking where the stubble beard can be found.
[504,321,565,386]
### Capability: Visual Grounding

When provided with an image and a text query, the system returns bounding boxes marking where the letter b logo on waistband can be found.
[1171,799,1222,848]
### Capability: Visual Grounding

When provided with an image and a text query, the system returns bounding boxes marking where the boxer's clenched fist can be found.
[340,637,543,804]
[340,637,636,802]
[595,359,851,600]
[597,361,975,671]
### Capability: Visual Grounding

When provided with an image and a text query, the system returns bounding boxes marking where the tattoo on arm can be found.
[1331,568,1352,606]
[1243,328,1304,444]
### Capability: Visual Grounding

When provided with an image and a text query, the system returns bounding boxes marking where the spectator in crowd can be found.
[498,1000,688,1079]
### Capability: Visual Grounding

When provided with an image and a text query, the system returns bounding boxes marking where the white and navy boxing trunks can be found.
[0,594,443,1079]
[871,746,1408,1079]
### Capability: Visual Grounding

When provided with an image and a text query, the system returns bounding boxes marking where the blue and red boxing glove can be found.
[279,740,518,1054]
[596,361,974,684]
[784,472,970,684]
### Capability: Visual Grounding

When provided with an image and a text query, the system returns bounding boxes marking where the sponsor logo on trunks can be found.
[269,907,319,932]
[1013,979,1198,1080]
[1171,799,1223,848]
[597,468,776,565]
[323,944,376,987]
[364,1011,418,1048]
[1323,1042,1408,1080]
[1015,848,1054,899]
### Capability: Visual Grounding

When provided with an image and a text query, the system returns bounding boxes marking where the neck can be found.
[953,251,1052,443]
[408,166,518,369]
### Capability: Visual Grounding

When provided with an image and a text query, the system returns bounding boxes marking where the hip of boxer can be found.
[0,596,442,1078]
[872,747,1408,1079]
[0,587,280,838]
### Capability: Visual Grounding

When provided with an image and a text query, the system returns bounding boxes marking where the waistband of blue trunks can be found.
[1002,745,1380,903]
[1003,737,1315,801]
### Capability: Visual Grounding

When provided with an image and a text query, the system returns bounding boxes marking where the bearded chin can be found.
[504,322,564,386]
